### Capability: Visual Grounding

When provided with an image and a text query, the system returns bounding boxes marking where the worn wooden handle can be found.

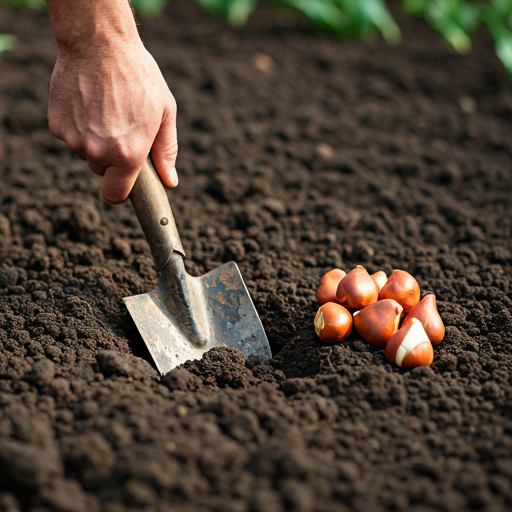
[129,157,185,271]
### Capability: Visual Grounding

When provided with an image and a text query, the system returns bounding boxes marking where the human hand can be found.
[47,12,178,204]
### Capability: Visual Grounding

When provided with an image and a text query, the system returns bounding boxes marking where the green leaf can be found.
[227,0,257,25]
[495,34,512,77]
[491,0,512,19]
[131,0,168,16]
[458,3,480,33]
[363,0,402,45]
[195,0,257,26]
[25,0,45,9]
[279,0,348,33]
[402,0,429,15]
[0,34,16,53]
[421,0,474,53]
[480,4,508,42]
[440,21,472,52]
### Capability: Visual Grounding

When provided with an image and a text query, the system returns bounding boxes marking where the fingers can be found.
[85,137,145,203]
[101,163,142,205]
[97,142,146,204]
[49,128,145,203]
[151,98,179,188]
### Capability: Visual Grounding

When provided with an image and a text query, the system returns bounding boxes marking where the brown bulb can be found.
[353,299,403,348]
[379,270,420,314]
[317,269,346,304]
[314,303,353,344]
[385,318,433,368]
[336,267,379,310]
[403,294,445,345]
[371,271,387,293]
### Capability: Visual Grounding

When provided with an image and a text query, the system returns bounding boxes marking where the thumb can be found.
[151,100,179,188]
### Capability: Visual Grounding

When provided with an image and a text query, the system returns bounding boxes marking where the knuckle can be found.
[83,137,103,162]
[114,140,147,171]
[113,142,138,168]
[64,134,83,155]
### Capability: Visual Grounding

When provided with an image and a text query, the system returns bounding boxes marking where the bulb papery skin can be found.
[353,299,403,348]
[379,270,420,314]
[371,271,388,293]
[317,269,346,304]
[385,318,433,368]
[403,294,445,345]
[314,302,353,344]
[336,267,379,310]
[401,341,434,368]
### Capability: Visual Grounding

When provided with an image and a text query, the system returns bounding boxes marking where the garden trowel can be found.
[123,158,271,374]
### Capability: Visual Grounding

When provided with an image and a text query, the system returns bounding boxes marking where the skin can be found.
[45,0,178,204]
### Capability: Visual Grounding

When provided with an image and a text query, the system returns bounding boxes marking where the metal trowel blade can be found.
[124,261,271,375]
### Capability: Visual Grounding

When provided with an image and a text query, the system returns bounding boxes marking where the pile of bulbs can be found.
[314,267,445,368]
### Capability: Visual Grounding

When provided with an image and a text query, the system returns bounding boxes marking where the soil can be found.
[1,3,512,512]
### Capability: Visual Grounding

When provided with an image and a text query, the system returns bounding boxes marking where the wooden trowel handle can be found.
[129,157,185,271]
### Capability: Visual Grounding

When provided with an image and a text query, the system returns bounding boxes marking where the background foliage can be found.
[0,0,512,77]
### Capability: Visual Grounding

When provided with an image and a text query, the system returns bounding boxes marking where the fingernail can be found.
[169,166,179,186]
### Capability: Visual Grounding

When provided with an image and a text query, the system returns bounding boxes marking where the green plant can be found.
[279,0,402,44]
[479,0,512,77]
[403,0,512,77]
[174,0,512,76]
[403,0,480,53]
[194,0,401,42]
[1,0,512,78]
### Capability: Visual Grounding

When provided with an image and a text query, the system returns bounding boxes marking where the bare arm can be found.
[45,0,178,204]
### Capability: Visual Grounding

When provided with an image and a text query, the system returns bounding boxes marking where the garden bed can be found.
[1,3,512,511]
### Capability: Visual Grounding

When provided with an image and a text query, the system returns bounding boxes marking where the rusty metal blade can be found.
[124,261,271,374]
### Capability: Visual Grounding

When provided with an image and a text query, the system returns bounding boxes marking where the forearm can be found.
[45,0,140,57]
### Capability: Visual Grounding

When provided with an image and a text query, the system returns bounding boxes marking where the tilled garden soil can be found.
[1,3,512,512]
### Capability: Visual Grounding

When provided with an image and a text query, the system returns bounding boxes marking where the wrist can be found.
[47,0,140,59]
[55,31,143,63]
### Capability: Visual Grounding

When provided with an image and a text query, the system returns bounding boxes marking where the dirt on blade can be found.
[1,3,512,512]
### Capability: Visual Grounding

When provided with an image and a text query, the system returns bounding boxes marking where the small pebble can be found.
[176,405,188,417]
[316,142,334,159]
[459,96,476,114]
[252,53,275,73]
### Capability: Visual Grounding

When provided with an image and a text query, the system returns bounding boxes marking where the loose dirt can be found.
[1,3,512,512]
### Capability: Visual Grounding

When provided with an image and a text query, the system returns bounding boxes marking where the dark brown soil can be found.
[1,3,512,512]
